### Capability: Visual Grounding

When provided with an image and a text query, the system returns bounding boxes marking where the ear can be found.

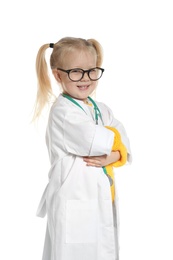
[52,69,62,83]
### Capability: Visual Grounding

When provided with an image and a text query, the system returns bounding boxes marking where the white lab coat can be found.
[37,94,132,260]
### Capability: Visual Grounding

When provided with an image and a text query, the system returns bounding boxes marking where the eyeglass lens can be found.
[69,68,103,81]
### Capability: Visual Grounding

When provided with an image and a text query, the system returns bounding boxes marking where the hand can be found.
[83,151,120,167]
[83,155,107,167]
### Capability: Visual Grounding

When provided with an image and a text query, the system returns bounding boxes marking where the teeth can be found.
[78,86,88,89]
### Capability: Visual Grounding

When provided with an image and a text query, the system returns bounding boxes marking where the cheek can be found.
[91,81,98,88]
[61,81,76,91]
[60,73,71,84]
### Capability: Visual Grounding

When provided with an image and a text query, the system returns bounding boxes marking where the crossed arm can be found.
[83,125,128,168]
[83,151,121,167]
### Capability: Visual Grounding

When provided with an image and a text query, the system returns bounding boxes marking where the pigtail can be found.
[33,44,54,121]
[87,39,103,67]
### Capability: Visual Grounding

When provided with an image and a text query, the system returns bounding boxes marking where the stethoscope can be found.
[62,93,103,125]
[62,93,113,186]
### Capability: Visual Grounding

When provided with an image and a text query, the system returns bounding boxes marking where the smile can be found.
[77,85,89,90]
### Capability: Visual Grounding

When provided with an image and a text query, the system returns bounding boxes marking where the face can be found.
[53,49,98,102]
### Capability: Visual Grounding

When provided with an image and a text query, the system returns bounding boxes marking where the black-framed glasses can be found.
[57,67,104,82]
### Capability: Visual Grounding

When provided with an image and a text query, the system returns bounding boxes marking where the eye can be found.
[71,69,83,74]
[89,68,97,74]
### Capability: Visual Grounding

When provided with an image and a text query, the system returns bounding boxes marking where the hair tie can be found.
[49,43,54,48]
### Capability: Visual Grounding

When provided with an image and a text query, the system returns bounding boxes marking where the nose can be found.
[81,71,90,81]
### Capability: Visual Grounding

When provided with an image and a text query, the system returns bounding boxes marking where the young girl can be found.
[34,37,132,260]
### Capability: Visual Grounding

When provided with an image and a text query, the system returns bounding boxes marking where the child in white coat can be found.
[34,37,132,260]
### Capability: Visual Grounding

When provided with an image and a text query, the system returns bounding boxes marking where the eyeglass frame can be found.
[57,67,104,82]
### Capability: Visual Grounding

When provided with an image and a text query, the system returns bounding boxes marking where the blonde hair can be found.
[33,37,103,120]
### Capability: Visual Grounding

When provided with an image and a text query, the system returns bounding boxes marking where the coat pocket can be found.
[66,199,97,243]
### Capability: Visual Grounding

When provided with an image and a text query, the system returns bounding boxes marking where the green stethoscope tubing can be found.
[62,93,103,125]
[62,93,111,182]
[62,93,112,184]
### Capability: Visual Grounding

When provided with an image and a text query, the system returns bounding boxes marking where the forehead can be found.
[62,49,97,69]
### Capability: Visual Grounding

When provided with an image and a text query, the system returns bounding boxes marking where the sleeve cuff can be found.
[89,125,114,156]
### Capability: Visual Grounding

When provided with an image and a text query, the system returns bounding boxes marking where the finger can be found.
[86,160,102,167]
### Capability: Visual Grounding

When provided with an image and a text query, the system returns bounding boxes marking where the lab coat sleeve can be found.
[62,111,115,156]
[99,102,132,163]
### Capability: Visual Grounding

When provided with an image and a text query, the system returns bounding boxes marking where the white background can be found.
[0,0,173,259]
